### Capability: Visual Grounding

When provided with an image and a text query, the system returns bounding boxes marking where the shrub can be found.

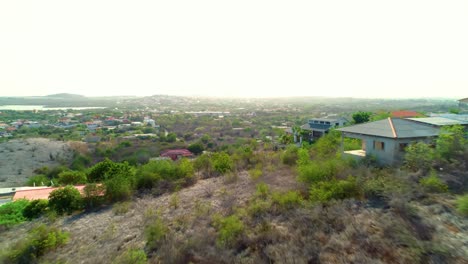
[57,170,87,185]
[2,224,69,264]
[105,174,134,202]
[83,183,105,209]
[419,171,448,193]
[281,145,299,165]
[247,199,271,217]
[48,185,83,214]
[113,201,132,215]
[114,248,147,264]
[309,176,359,202]
[436,125,466,161]
[213,214,244,247]
[297,158,345,184]
[145,216,168,251]
[212,152,234,175]
[27,174,49,187]
[23,199,48,219]
[248,168,263,180]
[272,191,303,209]
[188,142,204,155]
[455,194,468,216]
[0,199,29,227]
[136,170,161,190]
[88,158,134,182]
[404,142,434,172]
[255,182,270,199]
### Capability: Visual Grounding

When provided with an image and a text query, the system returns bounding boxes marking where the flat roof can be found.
[407,117,468,126]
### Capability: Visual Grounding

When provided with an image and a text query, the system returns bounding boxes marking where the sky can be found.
[1,1,467,98]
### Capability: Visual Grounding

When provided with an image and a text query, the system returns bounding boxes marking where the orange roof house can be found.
[390,110,423,118]
[13,185,87,201]
[160,149,194,161]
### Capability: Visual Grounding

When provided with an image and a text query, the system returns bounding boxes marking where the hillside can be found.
[0,138,73,188]
[1,164,467,263]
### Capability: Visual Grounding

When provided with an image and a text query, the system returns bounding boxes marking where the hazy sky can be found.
[1,1,467,98]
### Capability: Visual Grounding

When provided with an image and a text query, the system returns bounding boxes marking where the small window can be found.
[320,121,325,124]
[374,140,385,150]
[326,122,330,125]
[399,143,408,152]
[335,123,339,126]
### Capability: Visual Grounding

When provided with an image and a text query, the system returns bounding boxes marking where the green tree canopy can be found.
[352,111,372,124]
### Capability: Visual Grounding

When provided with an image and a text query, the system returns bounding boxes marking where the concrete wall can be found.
[349,135,435,166]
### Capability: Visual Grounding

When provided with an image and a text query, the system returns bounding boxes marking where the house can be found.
[160,149,194,161]
[13,185,87,201]
[406,117,468,128]
[391,110,423,118]
[458,98,468,111]
[336,118,440,165]
[301,117,348,141]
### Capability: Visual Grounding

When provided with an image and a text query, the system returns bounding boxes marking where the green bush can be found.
[272,191,303,209]
[455,194,468,216]
[404,142,434,172]
[83,183,105,209]
[114,248,147,264]
[2,224,69,264]
[57,170,87,185]
[248,168,263,180]
[48,186,83,214]
[136,170,161,190]
[247,199,271,217]
[27,174,49,187]
[105,174,134,202]
[88,159,134,182]
[280,145,299,166]
[213,214,244,247]
[23,199,48,219]
[309,176,359,202]
[0,199,29,227]
[255,182,270,199]
[419,171,448,193]
[212,152,234,175]
[297,158,344,184]
[145,217,168,251]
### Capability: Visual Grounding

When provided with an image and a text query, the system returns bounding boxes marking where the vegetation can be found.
[48,186,83,214]
[1,224,69,264]
[0,97,467,263]
[213,214,244,247]
[0,199,29,227]
[456,194,468,216]
[419,171,448,193]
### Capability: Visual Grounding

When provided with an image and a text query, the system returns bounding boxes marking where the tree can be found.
[212,152,234,175]
[48,186,83,214]
[88,159,134,182]
[436,125,466,161]
[166,132,177,143]
[188,142,204,155]
[58,170,87,185]
[352,111,372,124]
[194,153,213,177]
[404,142,434,172]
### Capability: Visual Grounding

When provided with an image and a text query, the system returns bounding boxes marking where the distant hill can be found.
[45,93,86,99]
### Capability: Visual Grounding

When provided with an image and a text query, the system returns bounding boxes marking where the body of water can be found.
[0,105,107,110]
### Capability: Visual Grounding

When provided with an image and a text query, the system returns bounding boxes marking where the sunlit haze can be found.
[1,1,467,98]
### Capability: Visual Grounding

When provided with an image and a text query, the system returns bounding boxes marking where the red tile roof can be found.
[391,110,422,118]
[13,185,87,201]
[160,149,193,160]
